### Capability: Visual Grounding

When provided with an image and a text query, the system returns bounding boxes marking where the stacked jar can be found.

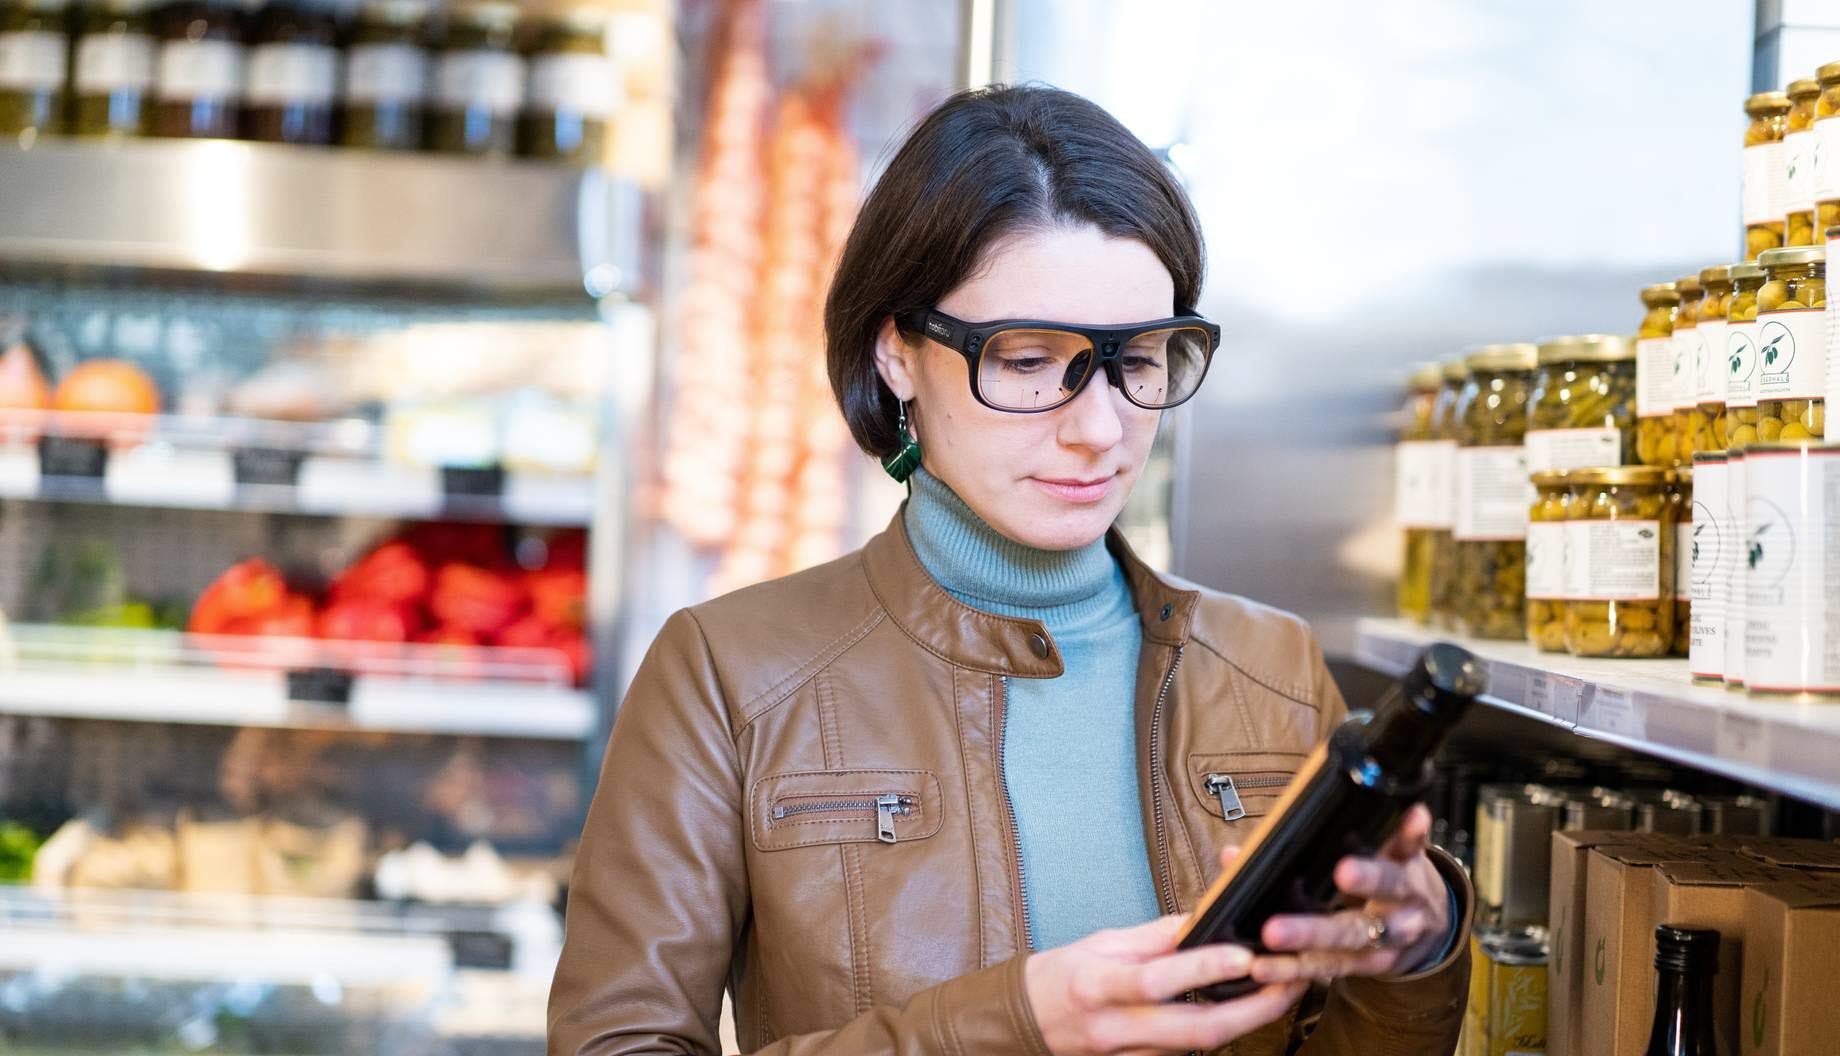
[1743,91,1791,261]
[1752,244,1826,441]
[243,0,340,145]
[1667,468,1691,657]
[1816,62,1840,241]
[339,0,430,151]
[151,0,248,139]
[1693,264,1734,453]
[519,4,616,166]
[428,0,523,155]
[1526,333,1636,473]
[1452,343,1537,640]
[1743,441,1840,700]
[1719,262,1768,451]
[1635,282,1681,467]
[1785,78,1821,246]
[1526,470,1570,652]
[1563,467,1675,659]
[1670,276,1704,465]
[0,0,69,141]
[1427,358,1468,630]
[70,0,157,138]
[1394,362,1447,623]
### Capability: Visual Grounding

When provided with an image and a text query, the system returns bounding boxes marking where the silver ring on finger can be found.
[1360,913,1389,951]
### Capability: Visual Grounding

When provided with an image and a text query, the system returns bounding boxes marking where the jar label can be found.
[1524,427,1619,473]
[1743,446,1840,692]
[1725,322,1760,408]
[1566,519,1661,600]
[76,33,155,94]
[156,39,244,101]
[345,42,427,104]
[1525,521,1567,600]
[1743,141,1786,227]
[435,49,524,113]
[1453,445,1530,541]
[1725,456,1747,685]
[245,42,337,106]
[1786,128,1817,215]
[1675,521,1691,601]
[1394,439,1453,529]
[529,52,618,117]
[1818,115,1840,204]
[1689,460,1726,679]
[1755,307,1826,402]
[1636,336,1676,418]
[0,30,67,91]
[1694,319,1727,406]
[1671,330,1697,412]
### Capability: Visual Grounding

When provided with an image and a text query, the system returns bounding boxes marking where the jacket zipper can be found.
[1202,772,1290,821]
[771,794,915,844]
[1147,646,1184,916]
[997,675,1034,950]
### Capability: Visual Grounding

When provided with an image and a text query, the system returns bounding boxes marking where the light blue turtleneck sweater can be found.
[904,468,1162,950]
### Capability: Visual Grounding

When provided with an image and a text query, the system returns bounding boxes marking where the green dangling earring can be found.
[881,401,923,484]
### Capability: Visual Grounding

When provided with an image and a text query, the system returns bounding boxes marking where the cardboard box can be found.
[1578,843,1723,1056]
[1738,837,1840,872]
[1648,860,1805,1056]
[1548,831,1642,1056]
[1738,878,1840,1056]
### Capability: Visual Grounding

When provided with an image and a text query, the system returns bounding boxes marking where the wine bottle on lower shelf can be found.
[1176,641,1486,1001]
[1644,924,1724,1056]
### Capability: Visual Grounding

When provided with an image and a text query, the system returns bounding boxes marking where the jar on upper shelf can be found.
[243,0,340,145]
[1785,78,1821,246]
[1526,469,1571,653]
[1395,362,1446,624]
[0,0,70,141]
[1427,357,1468,631]
[151,0,249,139]
[1452,342,1537,640]
[519,4,617,166]
[1692,263,1734,453]
[1752,244,1826,441]
[1743,91,1791,261]
[1526,333,1635,472]
[339,0,431,151]
[1815,61,1840,239]
[70,0,157,138]
[428,0,523,156]
[1719,261,1767,450]
[1634,281,1681,467]
[1670,275,1704,467]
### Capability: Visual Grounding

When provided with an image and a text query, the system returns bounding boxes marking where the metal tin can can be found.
[1562,793,1636,832]
[1742,440,1840,699]
[1476,785,1559,930]
[1637,795,1702,835]
[1689,451,1729,683]
[1699,794,1773,836]
[1473,926,1549,1056]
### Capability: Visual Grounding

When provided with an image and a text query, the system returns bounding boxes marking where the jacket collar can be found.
[861,506,1201,678]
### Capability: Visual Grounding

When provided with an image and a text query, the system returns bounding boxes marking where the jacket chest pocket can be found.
[1187,751,1306,823]
[749,769,943,851]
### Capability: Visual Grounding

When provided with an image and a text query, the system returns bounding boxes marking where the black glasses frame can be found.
[895,307,1221,413]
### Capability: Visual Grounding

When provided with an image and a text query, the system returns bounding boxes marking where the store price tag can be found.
[1717,711,1771,769]
[1526,672,1585,725]
[108,448,235,507]
[1487,660,1529,707]
[1582,686,1644,738]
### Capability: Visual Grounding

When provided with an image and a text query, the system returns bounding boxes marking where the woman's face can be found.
[874,224,1171,551]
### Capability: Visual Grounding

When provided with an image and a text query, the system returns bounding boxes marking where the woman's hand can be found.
[1024,914,1307,1056]
[1246,804,1455,985]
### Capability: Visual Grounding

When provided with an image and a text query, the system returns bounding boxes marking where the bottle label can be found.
[1525,427,1620,473]
[345,42,427,104]
[1525,521,1568,600]
[1743,141,1786,226]
[1743,447,1840,692]
[245,42,337,106]
[1636,336,1676,418]
[1454,445,1530,542]
[1689,461,1725,679]
[76,32,155,94]
[1394,439,1452,529]
[1725,321,1760,408]
[1694,319,1727,406]
[1818,115,1840,203]
[0,30,67,91]
[1787,127,1817,215]
[156,39,244,101]
[528,52,617,117]
[435,49,524,113]
[1566,519,1661,600]
[1754,308,1826,402]
[1725,457,1747,685]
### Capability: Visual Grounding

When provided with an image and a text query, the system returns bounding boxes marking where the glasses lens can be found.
[1117,327,1213,408]
[976,329,1098,410]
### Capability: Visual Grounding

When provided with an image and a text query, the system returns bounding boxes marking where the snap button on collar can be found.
[1159,603,1174,622]
[1028,632,1050,659]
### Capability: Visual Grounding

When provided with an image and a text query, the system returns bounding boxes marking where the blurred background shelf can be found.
[1356,618,1840,810]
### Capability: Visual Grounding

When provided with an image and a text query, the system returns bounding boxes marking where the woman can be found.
[550,85,1472,1056]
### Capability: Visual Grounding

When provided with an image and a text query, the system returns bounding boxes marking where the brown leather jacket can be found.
[550,513,1473,1055]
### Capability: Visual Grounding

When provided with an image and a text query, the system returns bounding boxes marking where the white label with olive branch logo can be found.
[1694,319,1727,406]
[1671,329,1699,412]
[1525,521,1568,600]
[1454,445,1530,541]
[1787,128,1818,216]
[1744,446,1840,693]
[1744,142,1788,226]
[1689,459,1727,680]
[1637,336,1678,418]
[1394,439,1453,529]
[1755,308,1825,401]
[1725,322,1761,409]
[1565,519,1662,600]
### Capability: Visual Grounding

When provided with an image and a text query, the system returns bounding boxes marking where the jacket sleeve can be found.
[1291,636,1472,1056]
[547,609,1051,1056]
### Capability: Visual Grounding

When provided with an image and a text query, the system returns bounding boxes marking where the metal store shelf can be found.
[1355,617,1840,810]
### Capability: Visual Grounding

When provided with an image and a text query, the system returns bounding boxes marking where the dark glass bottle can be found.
[1644,925,1724,1056]
[337,0,428,151]
[517,6,612,165]
[242,0,338,145]
[426,0,520,156]
[150,0,246,139]
[0,0,70,140]
[70,0,156,138]
[1176,641,1485,1001]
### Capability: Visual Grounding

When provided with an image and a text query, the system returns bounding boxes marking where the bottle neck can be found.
[1648,963,1719,1054]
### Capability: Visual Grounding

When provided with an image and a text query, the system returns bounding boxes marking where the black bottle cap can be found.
[1654,924,1720,973]
[1405,642,1488,719]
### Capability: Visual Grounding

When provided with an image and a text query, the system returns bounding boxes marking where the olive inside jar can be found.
[1525,333,1635,472]
[70,0,156,137]
[1816,61,1840,239]
[1394,362,1446,623]
[0,0,70,140]
[1693,263,1734,452]
[1743,91,1791,261]
[429,0,523,156]
[1671,276,1704,466]
[1785,78,1821,246]
[1719,261,1767,450]
[519,4,615,165]
[243,0,339,144]
[151,0,248,138]
[1526,470,1571,653]
[1562,466,1675,659]
[1427,357,1468,630]
[339,0,430,151]
[1635,281,1682,466]
[1752,244,1826,441]
[1452,342,1537,640]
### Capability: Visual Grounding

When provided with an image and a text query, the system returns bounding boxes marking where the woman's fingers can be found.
[1085,981,1308,1055]
[1217,844,1241,871]
[1333,853,1415,903]
[1262,905,1429,955]
[1376,804,1433,862]
[1248,948,1398,985]
[1080,942,1253,1006]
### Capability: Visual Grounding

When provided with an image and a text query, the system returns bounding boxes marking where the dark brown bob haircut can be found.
[823,83,1205,460]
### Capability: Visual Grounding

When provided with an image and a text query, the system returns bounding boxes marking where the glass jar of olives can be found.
[1395,362,1446,623]
[243,0,339,145]
[429,0,523,156]
[152,0,248,139]
[1753,244,1825,441]
[1635,281,1681,466]
[1527,469,1570,652]
[1693,263,1734,452]
[1744,91,1791,261]
[1816,61,1840,239]
[0,0,70,140]
[1453,342,1537,640]
[1671,275,1703,465]
[1786,78,1821,246]
[339,0,430,151]
[519,4,616,165]
[1562,466,1675,658]
[1526,333,1634,472]
[70,0,156,138]
[1720,261,1767,450]
[1667,467,1691,658]
[1427,358,1467,630]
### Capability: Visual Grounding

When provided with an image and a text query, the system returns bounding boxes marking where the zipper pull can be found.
[1204,774,1245,821]
[876,794,902,843]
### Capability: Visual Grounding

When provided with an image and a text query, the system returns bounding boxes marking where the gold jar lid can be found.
[1729,261,1766,282]
[1666,467,1692,485]
[1745,91,1791,116]
[1640,281,1680,306]
[1464,343,1538,372]
[1440,358,1469,383]
[1819,60,1840,86]
[1408,362,1443,390]
[1530,470,1570,489]
[1677,275,1703,297]
[1567,466,1669,487]
[1537,333,1630,365]
[452,0,519,30]
[1758,244,1825,269]
[1698,263,1734,287]
[1789,78,1822,100]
